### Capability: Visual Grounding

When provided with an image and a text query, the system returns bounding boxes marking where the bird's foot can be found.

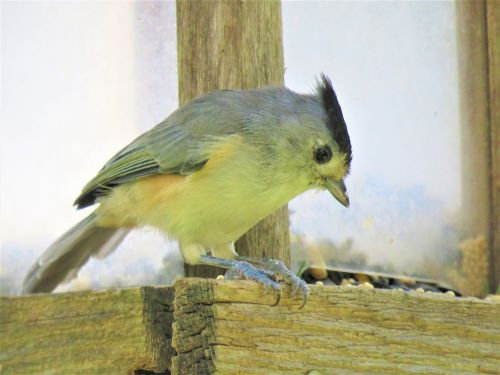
[198,255,282,305]
[235,256,310,308]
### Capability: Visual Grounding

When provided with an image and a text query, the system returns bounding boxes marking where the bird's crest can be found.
[316,74,352,165]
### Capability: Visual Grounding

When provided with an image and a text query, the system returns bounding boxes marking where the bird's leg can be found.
[235,256,309,308]
[198,255,282,305]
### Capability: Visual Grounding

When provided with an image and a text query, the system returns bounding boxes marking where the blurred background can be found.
[1,1,494,296]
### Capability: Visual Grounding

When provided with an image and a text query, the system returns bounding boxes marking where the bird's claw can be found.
[200,254,307,308]
[224,261,281,306]
[262,259,309,308]
[236,256,310,308]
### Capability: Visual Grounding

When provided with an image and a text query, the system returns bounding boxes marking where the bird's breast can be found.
[97,136,309,247]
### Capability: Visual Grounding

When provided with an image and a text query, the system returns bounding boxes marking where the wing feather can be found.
[74,90,244,209]
[74,137,162,208]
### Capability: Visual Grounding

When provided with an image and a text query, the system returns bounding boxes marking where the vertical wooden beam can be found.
[176,0,289,278]
[456,0,499,294]
[486,0,499,292]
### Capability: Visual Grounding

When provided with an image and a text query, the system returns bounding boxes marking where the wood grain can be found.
[176,0,289,278]
[456,0,497,295]
[171,278,500,375]
[0,287,174,375]
[486,0,500,293]
[2,280,499,374]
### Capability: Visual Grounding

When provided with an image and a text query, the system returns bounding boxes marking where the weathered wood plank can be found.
[0,287,174,375]
[171,279,500,375]
[3,280,498,374]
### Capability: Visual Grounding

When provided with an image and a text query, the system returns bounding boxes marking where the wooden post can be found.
[456,0,499,294]
[176,0,290,278]
[486,0,500,293]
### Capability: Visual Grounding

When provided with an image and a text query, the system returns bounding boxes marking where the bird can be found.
[22,74,352,307]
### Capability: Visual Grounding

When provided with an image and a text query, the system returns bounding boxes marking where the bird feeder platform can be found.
[1,278,499,374]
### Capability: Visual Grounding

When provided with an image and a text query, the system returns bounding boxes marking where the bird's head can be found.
[273,74,352,207]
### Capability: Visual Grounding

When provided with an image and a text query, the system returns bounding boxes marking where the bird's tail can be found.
[22,213,129,294]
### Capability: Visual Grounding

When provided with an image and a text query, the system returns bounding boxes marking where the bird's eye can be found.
[314,145,333,164]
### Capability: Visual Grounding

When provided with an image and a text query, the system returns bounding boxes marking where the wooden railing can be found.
[1,279,499,374]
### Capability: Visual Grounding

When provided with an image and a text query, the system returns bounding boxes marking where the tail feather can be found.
[23,213,129,294]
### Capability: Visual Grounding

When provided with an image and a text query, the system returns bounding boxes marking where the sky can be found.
[0,1,462,294]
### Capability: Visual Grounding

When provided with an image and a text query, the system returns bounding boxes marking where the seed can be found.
[362,282,374,289]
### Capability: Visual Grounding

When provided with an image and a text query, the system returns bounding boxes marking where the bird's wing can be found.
[74,92,241,208]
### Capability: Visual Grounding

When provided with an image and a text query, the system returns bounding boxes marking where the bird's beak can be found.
[325,179,349,207]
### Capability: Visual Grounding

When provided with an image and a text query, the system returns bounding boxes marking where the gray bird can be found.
[23,74,352,307]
